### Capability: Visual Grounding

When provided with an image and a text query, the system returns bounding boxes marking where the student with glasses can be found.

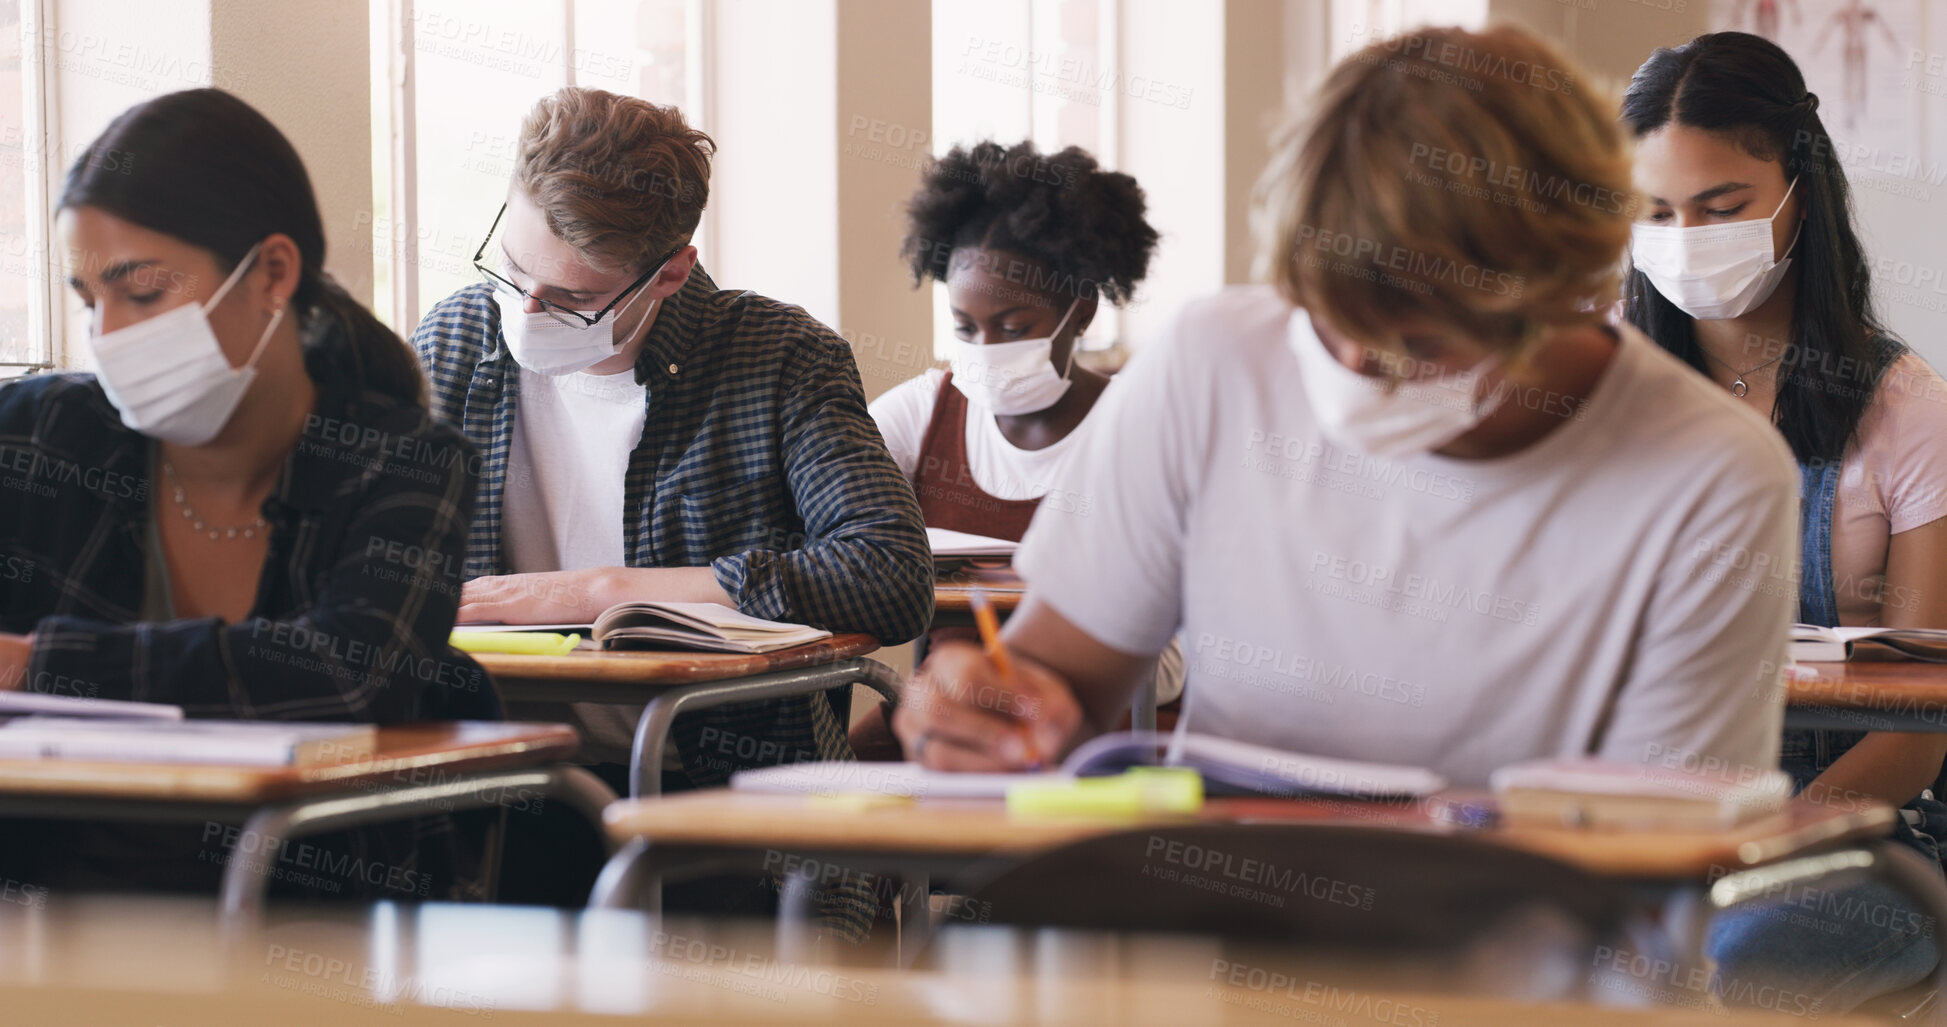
[411,88,931,863]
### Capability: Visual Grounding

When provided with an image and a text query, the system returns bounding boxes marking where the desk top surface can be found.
[932,565,1025,614]
[474,634,880,686]
[605,789,1894,879]
[1787,659,1947,711]
[0,896,1883,1026]
[0,721,578,803]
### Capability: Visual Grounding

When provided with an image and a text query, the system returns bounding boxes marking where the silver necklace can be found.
[1700,348,1784,398]
[162,461,267,541]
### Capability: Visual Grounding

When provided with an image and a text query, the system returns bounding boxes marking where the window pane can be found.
[384,0,692,325]
[409,0,572,321]
[930,0,1117,354]
[0,0,40,374]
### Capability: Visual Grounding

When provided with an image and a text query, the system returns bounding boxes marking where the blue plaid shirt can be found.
[411,266,932,783]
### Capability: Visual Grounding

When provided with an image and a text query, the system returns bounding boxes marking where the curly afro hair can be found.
[899,140,1158,306]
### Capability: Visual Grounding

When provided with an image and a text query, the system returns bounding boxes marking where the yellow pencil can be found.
[970,589,1042,770]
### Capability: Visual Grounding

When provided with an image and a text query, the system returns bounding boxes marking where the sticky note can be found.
[450,631,582,656]
[1006,767,1203,818]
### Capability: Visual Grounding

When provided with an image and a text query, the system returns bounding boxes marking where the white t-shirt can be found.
[869,368,1112,501]
[1016,286,1797,787]
[504,366,649,765]
[504,366,646,574]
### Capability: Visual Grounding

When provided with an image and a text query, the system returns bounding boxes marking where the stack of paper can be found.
[926,527,1019,559]
[1491,758,1791,830]
[0,718,377,766]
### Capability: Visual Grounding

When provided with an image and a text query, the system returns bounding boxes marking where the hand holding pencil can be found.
[892,593,1082,772]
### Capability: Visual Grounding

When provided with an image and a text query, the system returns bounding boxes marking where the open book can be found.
[1791,623,1947,663]
[455,601,831,655]
[1491,758,1792,830]
[0,718,377,766]
[730,731,1447,800]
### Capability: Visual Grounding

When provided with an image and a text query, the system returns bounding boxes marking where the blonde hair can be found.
[515,87,715,274]
[1255,24,1633,356]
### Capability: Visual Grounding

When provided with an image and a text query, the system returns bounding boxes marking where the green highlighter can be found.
[449,631,582,656]
[1006,767,1204,818]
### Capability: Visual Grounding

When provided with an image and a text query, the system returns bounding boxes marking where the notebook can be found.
[927,527,1019,559]
[1790,623,1947,663]
[730,730,1446,800]
[454,601,831,654]
[1490,758,1792,830]
[0,718,378,766]
[0,692,183,720]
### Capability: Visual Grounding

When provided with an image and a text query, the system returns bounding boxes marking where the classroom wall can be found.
[39,0,377,366]
[211,0,376,309]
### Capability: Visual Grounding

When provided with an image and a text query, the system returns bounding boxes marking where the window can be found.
[370,0,695,333]
[0,0,52,376]
[930,0,1119,356]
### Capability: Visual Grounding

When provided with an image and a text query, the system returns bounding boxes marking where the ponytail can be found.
[303,272,427,406]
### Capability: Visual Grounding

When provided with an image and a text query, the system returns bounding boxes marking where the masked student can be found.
[891,24,1795,811]
[1624,32,1947,1013]
[849,140,1185,758]
[0,89,491,896]
[412,88,929,908]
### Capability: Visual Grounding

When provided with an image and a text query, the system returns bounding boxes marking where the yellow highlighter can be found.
[450,631,582,656]
[1007,767,1204,818]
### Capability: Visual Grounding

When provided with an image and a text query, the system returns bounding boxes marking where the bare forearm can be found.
[1807,732,1947,810]
[597,566,734,608]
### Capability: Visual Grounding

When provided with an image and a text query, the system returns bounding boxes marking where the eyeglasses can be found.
[472,203,682,329]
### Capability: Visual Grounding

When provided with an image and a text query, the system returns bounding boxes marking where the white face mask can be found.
[1287,309,1507,459]
[1631,176,1803,321]
[493,254,670,376]
[948,298,1081,416]
[91,242,285,447]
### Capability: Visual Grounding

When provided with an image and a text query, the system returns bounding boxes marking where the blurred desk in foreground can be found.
[0,895,1890,1026]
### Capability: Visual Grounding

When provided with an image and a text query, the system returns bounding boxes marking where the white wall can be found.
[709,0,839,327]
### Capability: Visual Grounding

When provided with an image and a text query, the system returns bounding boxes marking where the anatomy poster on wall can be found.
[1712,0,1924,174]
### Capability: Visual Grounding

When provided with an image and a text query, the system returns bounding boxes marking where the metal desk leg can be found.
[627,658,903,798]
[589,837,659,913]
[218,764,617,932]
[1133,659,1159,733]
[897,873,932,968]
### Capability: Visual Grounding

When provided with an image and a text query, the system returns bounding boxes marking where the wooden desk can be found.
[0,895,1889,1025]
[930,564,1025,624]
[473,635,898,797]
[600,789,1894,882]
[595,790,1904,976]
[0,722,615,925]
[1784,660,1947,731]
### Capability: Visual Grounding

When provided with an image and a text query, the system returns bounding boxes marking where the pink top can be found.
[1831,352,1947,625]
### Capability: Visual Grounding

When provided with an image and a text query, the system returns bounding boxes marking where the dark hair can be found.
[1621,32,1888,464]
[60,88,426,405]
[900,140,1159,305]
